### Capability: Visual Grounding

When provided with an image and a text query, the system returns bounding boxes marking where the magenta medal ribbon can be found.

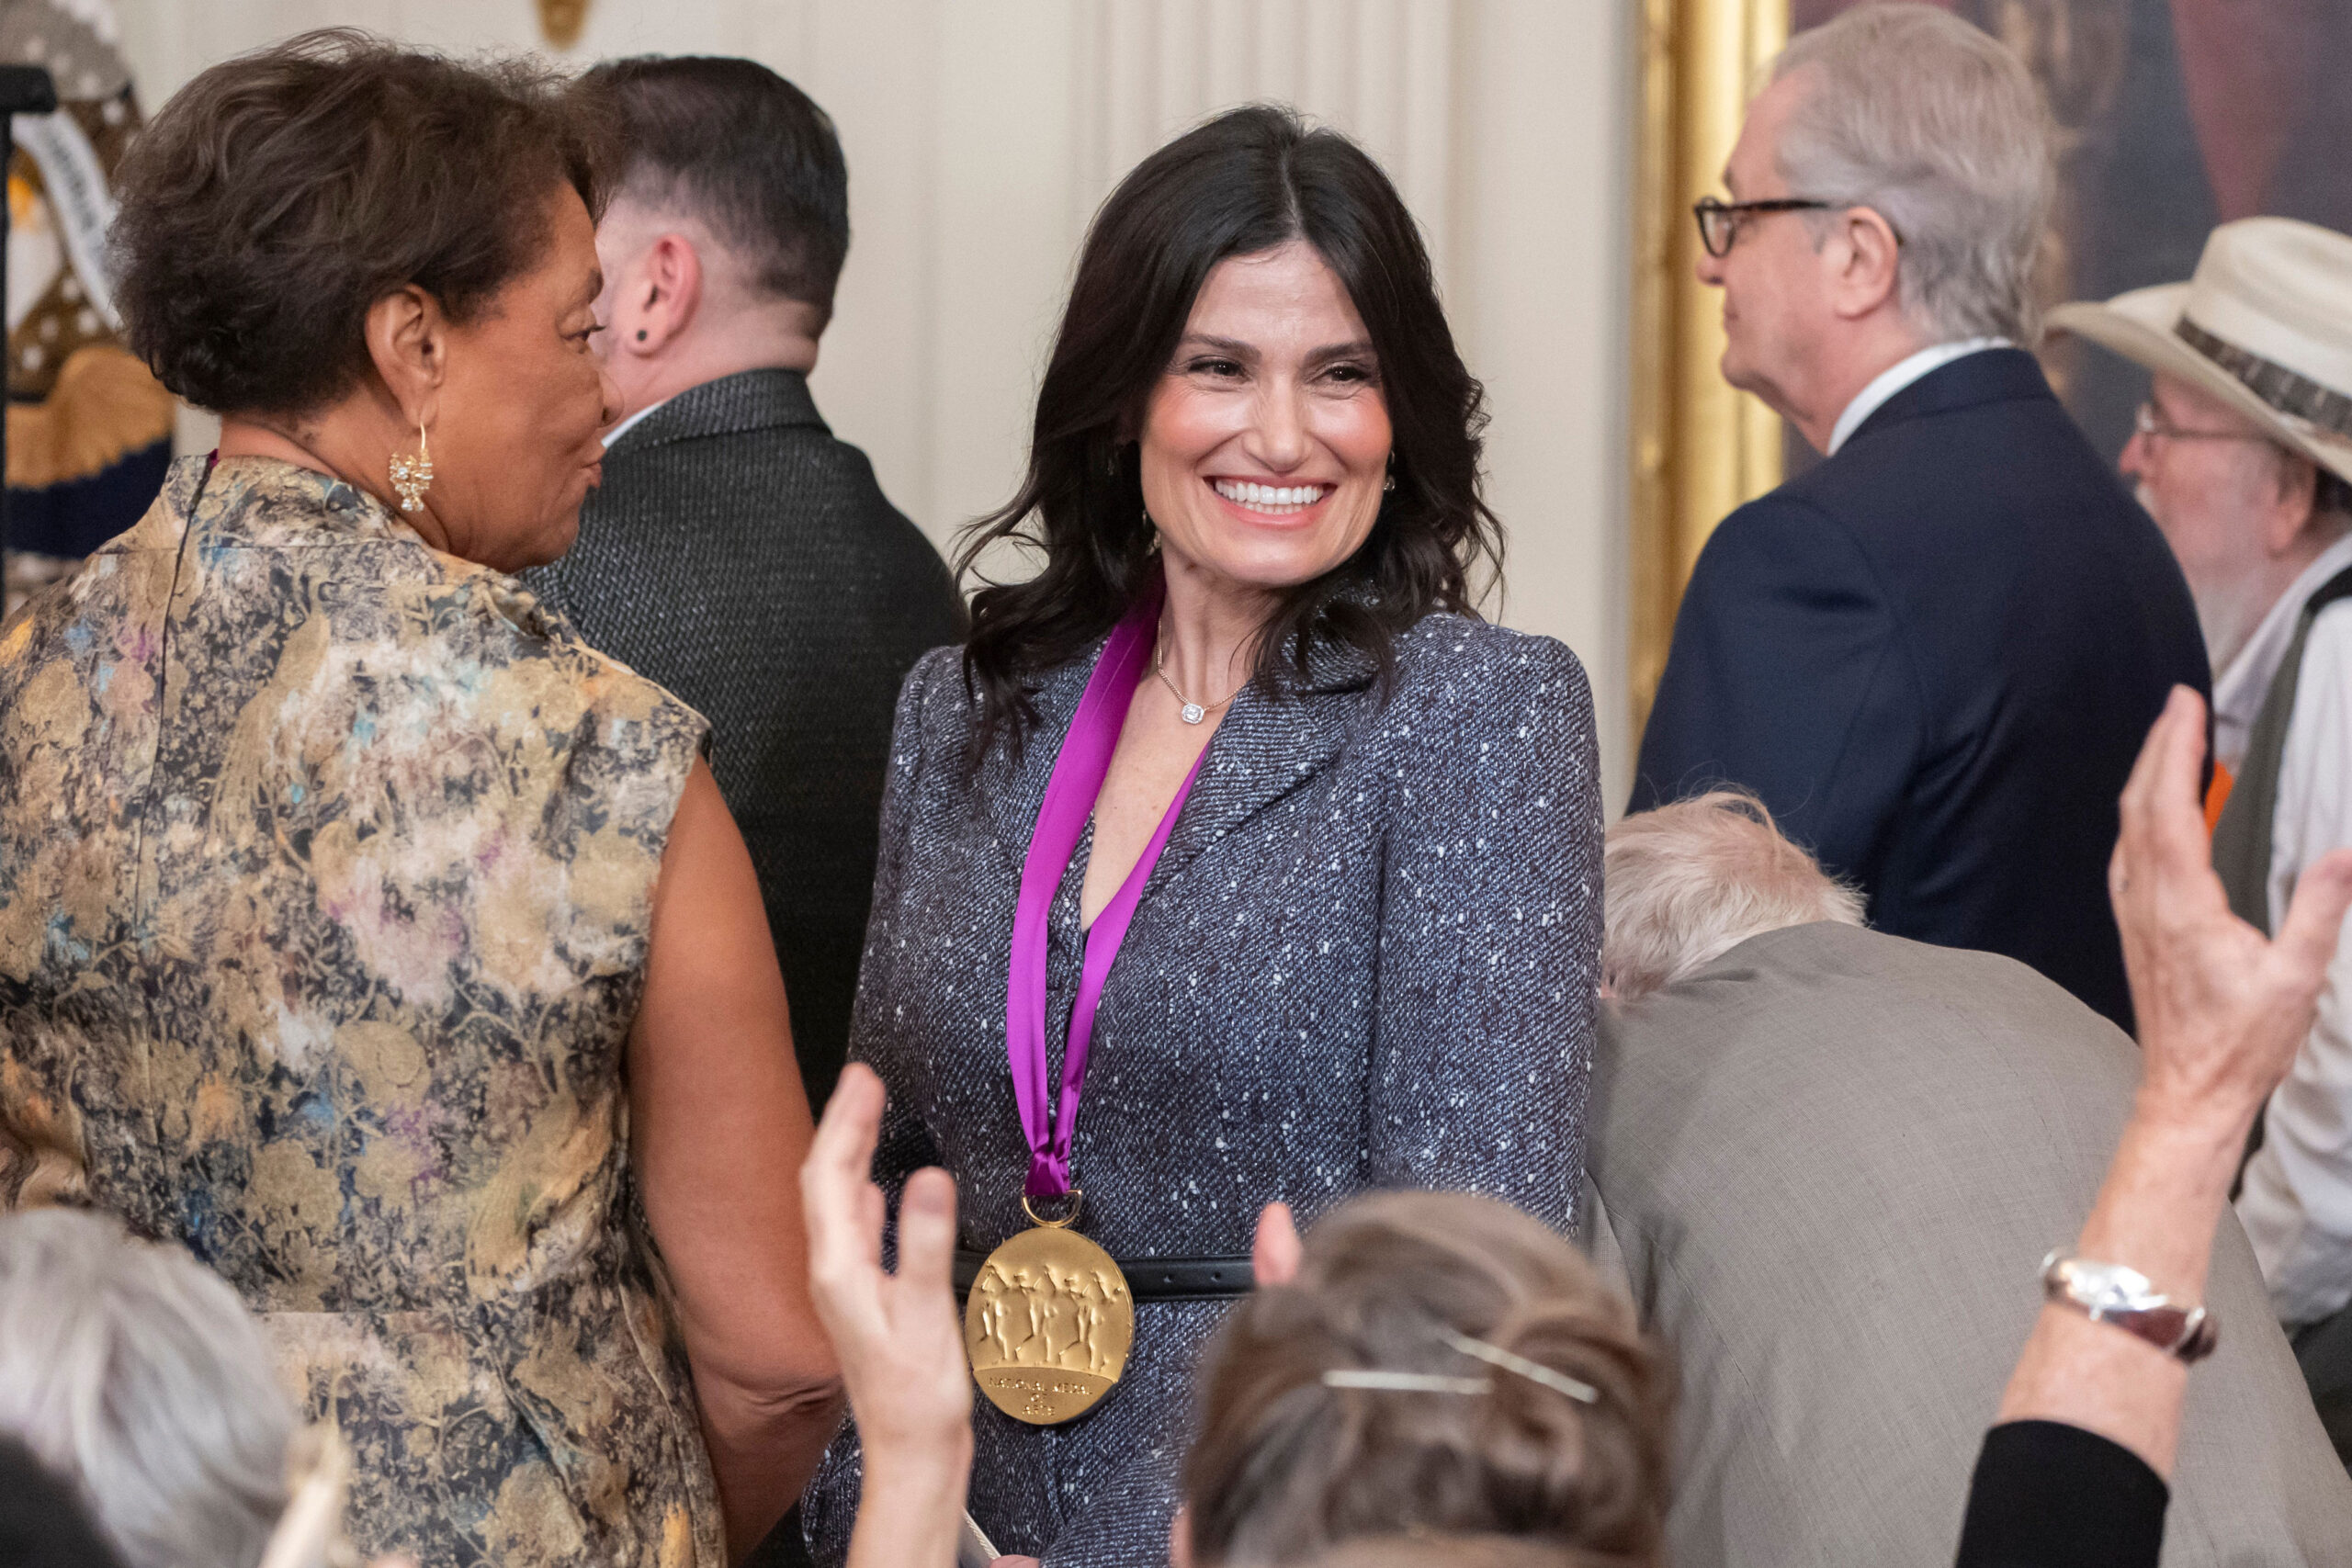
[1006,580,1208,1201]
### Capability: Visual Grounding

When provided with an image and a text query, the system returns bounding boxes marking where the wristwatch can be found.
[2040,1251,2219,1364]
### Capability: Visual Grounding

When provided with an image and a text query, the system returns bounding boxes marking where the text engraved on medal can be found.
[964,1226,1134,1425]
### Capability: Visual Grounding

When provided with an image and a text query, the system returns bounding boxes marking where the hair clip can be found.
[1318,1333,1604,1405]
[1440,1328,1600,1404]
[1322,1369,1492,1395]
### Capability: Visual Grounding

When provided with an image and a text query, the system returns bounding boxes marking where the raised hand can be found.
[801,1064,973,1568]
[2111,685,2352,1134]
[2000,685,2352,1478]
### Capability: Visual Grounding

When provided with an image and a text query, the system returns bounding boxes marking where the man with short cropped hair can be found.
[528,58,964,1111]
[2053,217,2352,1455]
[1587,792,2352,1566]
[1630,5,2207,1032]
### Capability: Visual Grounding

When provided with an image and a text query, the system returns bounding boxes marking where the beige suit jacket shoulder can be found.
[1588,921,2352,1568]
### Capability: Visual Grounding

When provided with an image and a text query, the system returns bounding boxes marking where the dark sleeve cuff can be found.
[1954,1420,2168,1568]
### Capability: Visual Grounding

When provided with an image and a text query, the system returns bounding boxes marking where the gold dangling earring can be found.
[389,420,434,513]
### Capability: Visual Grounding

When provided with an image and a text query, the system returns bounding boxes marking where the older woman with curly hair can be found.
[0,33,839,1567]
[805,104,1602,1568]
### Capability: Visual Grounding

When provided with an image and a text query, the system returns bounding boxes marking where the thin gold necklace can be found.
[1152,637,1235,726]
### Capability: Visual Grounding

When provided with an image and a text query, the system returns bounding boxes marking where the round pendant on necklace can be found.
[1180,702,1206,725]
[965,1194,1135,1425]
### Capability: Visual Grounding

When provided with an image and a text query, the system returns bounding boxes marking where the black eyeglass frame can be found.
[1691,196,1837,258]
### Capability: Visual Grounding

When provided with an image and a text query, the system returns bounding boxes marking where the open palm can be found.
[2111,686,2352,1124]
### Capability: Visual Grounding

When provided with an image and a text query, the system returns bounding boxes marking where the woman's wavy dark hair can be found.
[957,104,1502,761]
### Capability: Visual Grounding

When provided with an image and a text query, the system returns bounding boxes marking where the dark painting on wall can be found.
[1789,0,2352,466]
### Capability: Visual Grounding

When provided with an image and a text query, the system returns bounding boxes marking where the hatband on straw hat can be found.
[2047,216,2352,486]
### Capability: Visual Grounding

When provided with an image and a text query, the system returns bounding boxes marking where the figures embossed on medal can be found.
[964,1224,1135,1425]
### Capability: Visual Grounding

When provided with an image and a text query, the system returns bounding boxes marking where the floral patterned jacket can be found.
[0,456,718,1567]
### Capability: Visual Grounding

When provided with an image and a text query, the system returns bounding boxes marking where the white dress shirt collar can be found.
[2211,530,2352,772]
[1826,337,2012,457]
[601,394,675,451]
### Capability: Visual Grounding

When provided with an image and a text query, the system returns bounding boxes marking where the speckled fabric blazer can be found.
[524,369,967,1109]
[0,457,721,1568]
[804,610,1603,1567]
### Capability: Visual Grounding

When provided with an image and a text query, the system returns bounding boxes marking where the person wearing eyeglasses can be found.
[1631,5,2207,1035]
[2052,217,2352,1465]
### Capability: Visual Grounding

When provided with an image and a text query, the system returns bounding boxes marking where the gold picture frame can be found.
[1630,0,1790,740]
[537,0,590,51]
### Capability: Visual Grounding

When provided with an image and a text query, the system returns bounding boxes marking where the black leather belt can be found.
[953,1249,1254,1303]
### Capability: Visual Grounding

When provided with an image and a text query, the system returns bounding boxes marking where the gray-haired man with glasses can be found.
[1633,4,2207,1033]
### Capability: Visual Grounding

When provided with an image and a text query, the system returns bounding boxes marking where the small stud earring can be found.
[635,329,648,342]
[389,420,434,513]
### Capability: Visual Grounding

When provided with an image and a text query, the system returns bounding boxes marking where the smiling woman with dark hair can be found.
[956,104,1506,750]
[805,104,1602,1568]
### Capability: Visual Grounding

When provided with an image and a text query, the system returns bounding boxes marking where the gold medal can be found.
[964,1192,1134,1425]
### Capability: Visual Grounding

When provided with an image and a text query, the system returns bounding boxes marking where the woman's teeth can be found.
[1213,479,1329,515]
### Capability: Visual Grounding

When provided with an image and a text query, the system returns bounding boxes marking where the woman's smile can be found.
[1206,475,1337,524]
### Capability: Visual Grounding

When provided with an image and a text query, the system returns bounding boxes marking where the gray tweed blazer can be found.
[804,610,1604,1567]
[525,370,964,1106]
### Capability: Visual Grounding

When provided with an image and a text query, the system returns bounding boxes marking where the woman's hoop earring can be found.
[1383,454,1397,493]
[389,420,435,513]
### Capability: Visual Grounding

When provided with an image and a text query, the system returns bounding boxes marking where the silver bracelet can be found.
[2041,1251,2219,1364]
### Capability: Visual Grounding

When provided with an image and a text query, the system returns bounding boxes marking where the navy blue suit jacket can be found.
[1631,348,2208,1030]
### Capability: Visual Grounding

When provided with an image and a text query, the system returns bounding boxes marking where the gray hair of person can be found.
[2283,449,2352,525]
[1601,791,1864,1001]
[1768,4,2053,344]
[0,1209,293,1568]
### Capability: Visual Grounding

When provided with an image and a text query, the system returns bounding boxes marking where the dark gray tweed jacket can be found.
[526,369,965,1106]
[804,611,1603,1567]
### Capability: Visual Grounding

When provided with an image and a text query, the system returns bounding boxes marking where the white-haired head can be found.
[1602,791,1865,1001]
[1770,4,2053,344]
[0,1209,293,1568]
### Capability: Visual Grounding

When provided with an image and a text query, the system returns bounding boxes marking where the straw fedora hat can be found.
[2048,216,2352,486]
